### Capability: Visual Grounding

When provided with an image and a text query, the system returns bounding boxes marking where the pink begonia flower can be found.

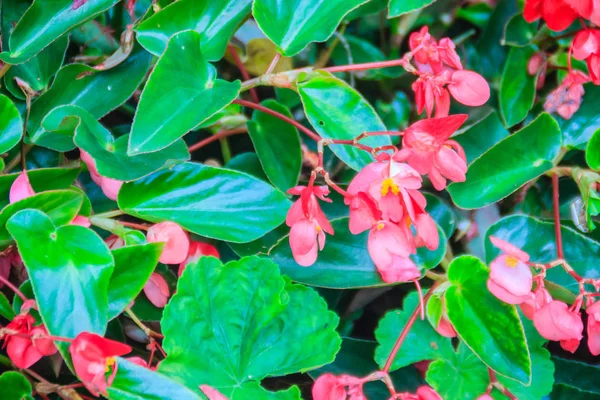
[286,185,334,267]
[587,300,600,355]
[2,315,57,369]
[487,236,532,304]
[80,149,123,201]
[416,386,442,400]
[147,222,190,264]
[573,29,600,61]
[9,171,35,204]
[143,273,170,308]
[533,300,583,353]
[409,27,462,74]
[368,220,420,283]
[520,287,552,320]
[200,385,229,400]
[399,114,469,191]
[178,241,220,277]
[312,373,366,400]
[71,215,91,228]
[411,73,452,118]
[544,70,589,120]
[447,70,490,107]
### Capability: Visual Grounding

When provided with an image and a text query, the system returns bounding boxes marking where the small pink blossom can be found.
[487,236,532,304]
[71,215,91,228]
[147,222,190,264]
[586,300,600,355]
[520,287,552,320]
[312,373,366,400]
[143,273,170,308]
[416,386,442,400]
[178,241,219,277]
[200,385,229,400]
[9,171,35,204]
[544,70,589,120]
[286,186,334,266]
[533,300,583,353]
[368,220,420,283]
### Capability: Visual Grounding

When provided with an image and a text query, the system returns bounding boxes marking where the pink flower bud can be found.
[448,70,490,107]
[147,222,190,264]
[520,288,552,319]
[178,241,219,277]
[533,301,583,352]
[105,235,125,250]
[71,215,91,228]
[477,395,493,400]
[527,53,545,76]
[9,171,35,204]
[435,315,458,338]
[143,273,170,308]
[586,300,600,355]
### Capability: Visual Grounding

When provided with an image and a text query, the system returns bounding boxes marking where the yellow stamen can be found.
[105,357,116,373]
[381,178,400,196]
[505,256,518,268]
[316,225,322,233]
[405,217,412,229]
[376,223,385,230]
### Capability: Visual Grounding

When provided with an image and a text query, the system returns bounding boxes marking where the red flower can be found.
[178,241,220,277]
[69,332,132,396]
[523,0,581,31]
[2,315,57,369]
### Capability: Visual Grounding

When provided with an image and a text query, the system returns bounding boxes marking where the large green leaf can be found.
[269,217,446,288]
[0,372,33,400]
[0,190,83,249]
[375,291,454,372]
[389,0,436,17]
[253,0,367,56]
[445,255,531,384]
[129,31,240,155]
[7,210,114,352]
[136,0,251,59]
[502,13,538,47]
[158,256,340,397]
[0,94,23,154]
[586,128,600,170]
[108,358,204,400]
[118,162,290,243]
[247,99,301,192]
[559,84,600,149]
[0,0,119,63]
[453,110,509,164]
[0,292,16,320]
[485,215,600,293]
[447,113,562,209]
[298,71,391,171]
[500,46,536,127]
[42,105,189,181]
[107,243,163,320]
[498,347,553,400]
[553,357,600,396]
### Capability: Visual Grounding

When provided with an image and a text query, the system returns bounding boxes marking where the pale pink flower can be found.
[447,70,490,107]
[520,288,552,320]
[178,241,220,277]
[286,186,334,266]
[9,171,35,204]
[312,374,366,400]
[487,236,532,305]
[544,70,589,120]
[587,300,600,355]
[147,222,190,264]
[200,385,229,400]
[143,273,170,308]
[368,220,420,283]
[533,300,583,353]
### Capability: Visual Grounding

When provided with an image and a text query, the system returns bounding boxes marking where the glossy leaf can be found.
[7,210,114,351]
[129,31,240,155]
[0,0,119,63]
[586,129,600,170]
[28,46,152,151]
[158,256,341,397]
[118,162,291,243]
[500,46,536,127]
[498,347,554,400]
[269,217,446,288]
[0,94,23,155]
[136,0,252,59]
[0,371,33,400]
[389,0,436,17]
[253,0,366,56]
[424,193,456,238]
[453,110,509,164]
[247,99,301,192]
[107,243,163,320]
[0,292,16,320]
[298,71,391,171]
[485,215,600,293]
[445,255,531,384]
[553,357,600,395]
[375,291,454,371]
[447,113,562,209]
[559,84,600,149]
[503,14,538,47]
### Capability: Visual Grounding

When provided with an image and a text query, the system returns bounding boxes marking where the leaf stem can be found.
[124,307,163,339]
[0,274,29,302]
[93,210,126,219]
[3,144,33,173]
[227,45,260,104]
[265,52,281,75]
[552,173,564,259]
[188,127,247,152]
[0,63,11,79]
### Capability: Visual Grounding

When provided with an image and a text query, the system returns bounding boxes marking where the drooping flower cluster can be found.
[1,311,57,369]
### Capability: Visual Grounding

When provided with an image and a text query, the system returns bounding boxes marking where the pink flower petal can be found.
[289,219,319,267]
[533,300,583,342]
[448,70,490,107]
[587,301,600,355]
[147,222,190,264]
[9,171,35,204]
[542,0,578,31]
[489,236,530,261]
[143,273,170,308]
[489,255,533,298]
[200,385,229,400]
[434,146,467,183]
[71,215,91,228]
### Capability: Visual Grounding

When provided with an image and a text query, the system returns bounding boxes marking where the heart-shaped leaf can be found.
[0,94,23,154]
[0,371,33,400]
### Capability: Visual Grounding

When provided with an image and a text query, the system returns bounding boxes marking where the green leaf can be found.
[485,214,600,294]
[269,217,446,288]
[42,105,189,180]
[389,0,437,17]
[0,94,23,154]
[586,128,600,170]
[298,71,391,171]
[158,256,341,397]
[136,0,252,59]
[0,167,80,209]
[559,84,600,149]
[445,255,531,384]
[5,37,69,99]
[0,190,84,249]
[253,0,367,56]
[424,193,456,238]
[311,338,423,398]
[27,45,151,151]
[118,162,291,243]
[498,347,554,400]
[375,291,454,371]
[7,210,114,354]
[447,113,562,209]
[502,14,538,47]
[330,35,402,80]
[553,356,600,395]
[0,292,16,320]
[129,31,240,155]
[228,383,302,400]
[0,371,33,400]
[247,100,301,192]
[377,92,411,130]
[0,0,119,63]
[500,46,537,127]
[453,110,509,164]
[107,243,162,320]
[108,358,204,400]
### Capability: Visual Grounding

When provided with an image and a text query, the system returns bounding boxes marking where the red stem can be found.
[234,99,322,142]
[382,282,439,373]
[552,173,564,259]
[228,45,260,104]
[0,274,28,302]
[489,369,517,400]
[323,58,408,74]
[188,128,248,152]
[119,221,150,231]
[8,332,73,343]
